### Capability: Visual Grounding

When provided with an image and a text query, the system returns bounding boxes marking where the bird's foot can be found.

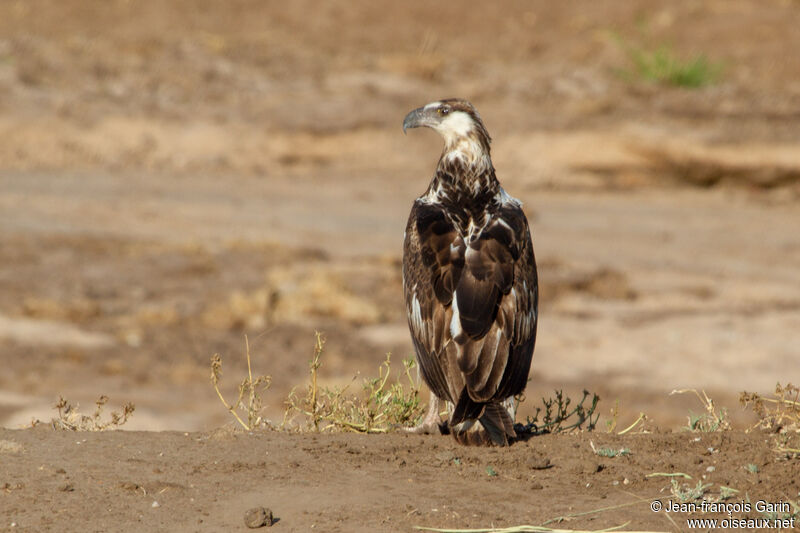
[403,396,446,435]
[402,419,446,435]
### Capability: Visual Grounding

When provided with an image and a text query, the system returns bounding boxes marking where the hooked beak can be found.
[402,106,430,135]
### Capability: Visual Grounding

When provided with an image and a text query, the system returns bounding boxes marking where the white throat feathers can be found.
[431,110,491,168]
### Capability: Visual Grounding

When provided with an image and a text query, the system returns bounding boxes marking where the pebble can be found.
[244,507,273,528]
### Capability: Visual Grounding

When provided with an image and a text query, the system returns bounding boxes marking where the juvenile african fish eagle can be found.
[402,99,538,446]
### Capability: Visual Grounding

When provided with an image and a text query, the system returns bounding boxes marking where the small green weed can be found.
[613,32,722,88]
[651,473,740,505]
[672,389,730,432]
[670,479,712,502]
[628,46,721,87]
[516,389,600,436]
[590,441,630,457]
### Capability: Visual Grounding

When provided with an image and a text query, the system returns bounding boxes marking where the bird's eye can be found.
[438,107,450,116]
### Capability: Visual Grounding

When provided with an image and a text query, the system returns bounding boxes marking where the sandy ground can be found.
[0,0,799,530]
[2,427,799,532]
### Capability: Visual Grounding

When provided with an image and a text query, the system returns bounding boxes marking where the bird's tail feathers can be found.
[450,401,516,446]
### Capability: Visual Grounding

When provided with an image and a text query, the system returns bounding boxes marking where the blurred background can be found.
[1,0,798,431]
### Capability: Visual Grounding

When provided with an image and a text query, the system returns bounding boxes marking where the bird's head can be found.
[403,99,492,165]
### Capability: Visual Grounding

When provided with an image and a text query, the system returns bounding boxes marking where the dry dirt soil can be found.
[1,0,799,531]
[2,427,799,532]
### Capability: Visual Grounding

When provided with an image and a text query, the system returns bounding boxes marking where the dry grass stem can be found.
[740,383,800,433]
[645,472,691,479]
[537,494,670,528]
[605,400,619,433]
[210,335,272,431]
[617,412,648,435]
[415,523,664,533]
[284,331,424,433]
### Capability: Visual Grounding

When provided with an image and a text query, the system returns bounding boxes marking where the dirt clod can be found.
[527,457,552,470]
[244,507,273,529]
[435,450,455,463]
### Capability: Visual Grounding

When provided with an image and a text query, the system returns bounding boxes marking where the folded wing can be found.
[404,200,537,427]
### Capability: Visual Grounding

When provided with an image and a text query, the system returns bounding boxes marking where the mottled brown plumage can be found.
[402,99,538,446]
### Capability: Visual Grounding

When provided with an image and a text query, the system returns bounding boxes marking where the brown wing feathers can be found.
[405,202,463,403]
[406,201,537,440]
[454,219,516,389]
[416,205,464,307]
